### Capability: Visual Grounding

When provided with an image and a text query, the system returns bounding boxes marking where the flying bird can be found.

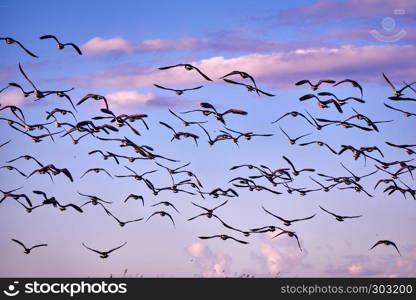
[82,242,127,259]
[295,79,335,90]
[262,206,316,226]
[11,239,47,254]
[223,78,275,97]
[153,84,203,95]
[198,234,248,244]
[333,79,363,98]
[319,206,362,222]
[369,240,401,256]
[146,211,176,227]
[0,37,38,57]
[158,63,212,81]
[40,35,82,55]
[220,71,259,95]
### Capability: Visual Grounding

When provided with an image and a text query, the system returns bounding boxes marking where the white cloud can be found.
[71,45,416,90]
[186,243,233,278]
[105,90,154,108]
[0,89,26,107]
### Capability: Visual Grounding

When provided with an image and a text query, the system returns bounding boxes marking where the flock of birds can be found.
[1,35,415,268]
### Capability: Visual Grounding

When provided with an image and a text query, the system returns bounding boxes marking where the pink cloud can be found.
[81,35,326,57]
[105,90,154,107]
[186,243,233,278]
[252,233,307,276]
[0,89,26,107]
[82,36,208,55]
[67,44,416,90]
[325,245,416,277]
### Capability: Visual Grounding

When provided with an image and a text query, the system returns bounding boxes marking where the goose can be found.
[282,156,315,176]
[382,73,415,97]
[223,127,273,141]
[78,192,113,207]
[151,201,180,213]
[153,84,203,95]
[262,206,316,226]
[77,94,109,110]
[338,182,373,198]
[11,239,47,254]
[309,177,339,192]
[124,194,144,206]
[317,92,365,106]
[279,126,311,145]
[146,211,176,227]
[46,108,77,122]
[370,240,401,256]
[40,35,82,55]
[385,142,416,155]
[295,79,335,90]
[272,228,302,251]
[319,206,362,222]
[158,63,212,81]
[0,187,32,206]
[168,109,207,127]
[27,164,73,182]
[8,123,63,143]
[198,234,248,244]
[32,190,83,212]
[340,162,378,182]
[220,70,259,95]
[8,82,33,97]
[0,37,38,57]
[18,63,73,99]
[272,111,314,126]
[384,103,416,117]
[82,242,127,259]
[115,166,157,181]
[159,121,199,146]
[299,94,343,113]
[0,105,26,122]
[299,141,338,154]
[88,150,120,165]
[304,110,332,130]
[101,205,143,227]
[188,201,228,220]
[182,102,248,125]
[333,79,363,98]
[0,165,27,177]
[80,168,113,179]
[223,78,275,96]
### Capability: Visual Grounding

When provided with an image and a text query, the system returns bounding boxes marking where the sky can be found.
[0,0,415,277]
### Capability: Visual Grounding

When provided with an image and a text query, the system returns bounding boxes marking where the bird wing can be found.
[382,73,396,93]
[65,43,82,55]
[158,64,184,70]
[153,84,175,91]
[319,206,338,217]
[18,63,37,90]
[193,66,212,81]
[292,214,316,222]
[11,239,27,250]
[262,206,285,222]
[82,243,104,255]
[14,40,38,58]
[30,244,48,250]
[159,121,176,133]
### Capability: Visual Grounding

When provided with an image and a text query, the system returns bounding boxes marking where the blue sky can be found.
[0,0,415,277]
